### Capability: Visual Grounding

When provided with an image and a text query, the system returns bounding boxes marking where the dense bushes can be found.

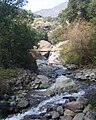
[59,0,96,26]
[58,20,96,65]
[0,1,44,70]
[50,27,66,44]
[0,0,41,96]
[55,0,96,66]
[0,21,38,69]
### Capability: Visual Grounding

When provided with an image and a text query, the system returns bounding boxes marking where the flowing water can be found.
[3,47,96,120]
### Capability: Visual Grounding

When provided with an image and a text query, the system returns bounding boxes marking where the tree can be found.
[59,0,91,25]
[0,0,28,7]
[0,0,40,71]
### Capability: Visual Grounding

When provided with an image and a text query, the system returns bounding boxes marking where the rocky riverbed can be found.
[1,41,96,120]
[1,57,96,120]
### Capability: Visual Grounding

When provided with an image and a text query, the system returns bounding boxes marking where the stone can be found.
[66,64,78,70]
[39,82,50,89]
[47,76,76,93]
[90,73,96,79]
[60,116,73,120]
[17,99,29,109]
[35,75,50,89]
[64,109,75,117]
[75,72,87,81]
[37,40,52,57]
[77,96,88,105]
[73,113,84,120]
[36,75,49,81]
[57,106,64,115]
[35,75,49,83]
[83,104,91,114]
[65,101,84,112]
[44,112,52,119]
[84,111,96,120]
[52,111,60,119]
[10,101,16,107]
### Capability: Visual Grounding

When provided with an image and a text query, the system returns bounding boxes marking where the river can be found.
[3,49,96,120]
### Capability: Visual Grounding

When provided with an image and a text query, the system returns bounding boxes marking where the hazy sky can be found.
[23,0,68,12]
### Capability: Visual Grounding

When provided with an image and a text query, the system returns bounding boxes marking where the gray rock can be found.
[73,113,84,120]
[44,112,52,119]
[83,104,91,114]
[52,111,60,119]
[75,73,87,80]
[66,64,78,70]
[47,76,76,93]
[39,82,50,89]
[90,73,96,80]
[64,109,75,117]
[35,75,49,88]
[65,101,84,112]
[60,115,73,120]
[77,96,88,105]
[10,101,16,106]
[57,106,64,115]
[37,40,52,56]
[84,111,96,120]
[36,75,49,82]
[17,99,29,109]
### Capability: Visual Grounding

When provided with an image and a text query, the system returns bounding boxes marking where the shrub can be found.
[50,27,68,44]
[0,67,19,79]
[0,2,41,70]
[88,92,96,111]
[0,68,19,96]
[59,20,94,65]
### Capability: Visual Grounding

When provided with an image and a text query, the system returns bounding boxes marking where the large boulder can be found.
[48,41,69,64]
[34,75,50,89]
[47,76,76,93]
[37,40,52,58]
[17,99,29,109]
[73,113,84,120]
[65,101,84,112]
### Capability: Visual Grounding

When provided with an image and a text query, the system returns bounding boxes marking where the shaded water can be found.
[5,90,85,120]
[4,48,96,120]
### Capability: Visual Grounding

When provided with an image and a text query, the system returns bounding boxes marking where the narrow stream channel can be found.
[4,49,96,120]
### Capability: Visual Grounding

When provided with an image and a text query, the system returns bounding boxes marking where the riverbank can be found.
[1,58,96,120]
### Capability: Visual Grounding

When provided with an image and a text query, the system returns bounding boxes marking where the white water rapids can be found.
[4,43,85,120]
[4,90,85,120]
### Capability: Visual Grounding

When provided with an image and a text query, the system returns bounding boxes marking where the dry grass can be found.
[59,19,95,65]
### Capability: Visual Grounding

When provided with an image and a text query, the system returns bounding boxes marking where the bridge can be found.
[34,48,62,52]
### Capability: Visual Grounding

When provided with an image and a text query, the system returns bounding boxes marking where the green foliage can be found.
[36,29,48,41]
[0,0,28,7]
[88,92,96,111]
[58,0,96,66]
[90,17,96,26]
[51,27,67,44]
[58,20,94,65]
[87,27,96,64]
[0,67,19,79]
[59,0,96,25]
[87,0,96,19]
[16,9,34,24]
[0,1,40,70]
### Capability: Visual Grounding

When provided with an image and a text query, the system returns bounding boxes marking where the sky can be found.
[23,0,68,12]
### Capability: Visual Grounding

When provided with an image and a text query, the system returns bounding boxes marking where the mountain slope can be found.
[34,2,68,17]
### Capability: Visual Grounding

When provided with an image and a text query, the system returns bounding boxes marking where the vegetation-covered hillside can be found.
[0,0,47,71]
[51,0,96,66]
